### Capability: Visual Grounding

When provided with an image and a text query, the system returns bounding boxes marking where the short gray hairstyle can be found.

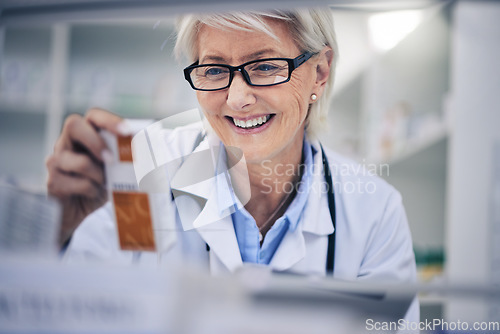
[175,8,338,138]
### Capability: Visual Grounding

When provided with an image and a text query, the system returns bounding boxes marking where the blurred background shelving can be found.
[319,3,451,283]
[1,0,499,325]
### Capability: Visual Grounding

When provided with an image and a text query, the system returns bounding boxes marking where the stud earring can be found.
[311,93,317,101]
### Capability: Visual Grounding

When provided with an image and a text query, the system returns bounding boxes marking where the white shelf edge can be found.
[370,123,449,166]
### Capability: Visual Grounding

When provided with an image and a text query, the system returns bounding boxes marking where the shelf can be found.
[0,97,49,114]
[418,294,446,306]
[384,123,448,167]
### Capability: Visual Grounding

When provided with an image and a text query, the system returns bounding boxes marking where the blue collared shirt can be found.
[229,141,314,265]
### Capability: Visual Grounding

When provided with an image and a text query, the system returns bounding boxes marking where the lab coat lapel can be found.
[269,227,306,271]
[302,140,335,236]
[169,141,243,273]
[271,141,334,274]
[193,185,243,273]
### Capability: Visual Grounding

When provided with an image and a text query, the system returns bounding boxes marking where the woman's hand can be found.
[46,108,123,248]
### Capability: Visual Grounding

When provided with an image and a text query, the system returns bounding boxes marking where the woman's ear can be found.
[313,46,334,98]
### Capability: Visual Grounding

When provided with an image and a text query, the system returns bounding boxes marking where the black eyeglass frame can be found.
[183,51,316,91]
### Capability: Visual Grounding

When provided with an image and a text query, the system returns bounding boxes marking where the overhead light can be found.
[368,10,423,52]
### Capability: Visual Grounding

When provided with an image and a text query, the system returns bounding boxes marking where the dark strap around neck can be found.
[320,144,336,275]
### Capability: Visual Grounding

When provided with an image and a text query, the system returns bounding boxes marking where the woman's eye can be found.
[255,63,278,72]
[205,67,227,77]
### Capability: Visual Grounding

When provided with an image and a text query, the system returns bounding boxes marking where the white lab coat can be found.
[64,121,419,322]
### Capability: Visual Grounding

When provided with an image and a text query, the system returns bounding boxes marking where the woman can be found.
[46,8,418,318]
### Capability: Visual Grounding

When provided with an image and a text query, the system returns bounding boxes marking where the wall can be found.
[446,0,500,322]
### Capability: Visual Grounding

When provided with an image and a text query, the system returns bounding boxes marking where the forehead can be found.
[196,18,299,62]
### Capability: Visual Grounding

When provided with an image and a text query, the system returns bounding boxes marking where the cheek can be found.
[196,92,229,139]
[280,77,311,125]
[196,92,211,111]
[197,92,224,117]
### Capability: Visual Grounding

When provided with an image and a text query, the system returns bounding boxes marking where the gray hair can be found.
[174,8,338,138]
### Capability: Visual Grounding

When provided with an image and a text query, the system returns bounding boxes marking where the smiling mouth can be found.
[228,115,273,130]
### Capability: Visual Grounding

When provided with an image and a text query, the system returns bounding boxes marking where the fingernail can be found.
[101,149,114,164]
[116,120,134,136]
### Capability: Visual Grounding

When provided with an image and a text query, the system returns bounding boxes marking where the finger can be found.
[53,134,69,155]
[53,114,85,154]
[61,114,108,162]
[56,150,105,185]
[47,169,104,199]
[85,108,124,136]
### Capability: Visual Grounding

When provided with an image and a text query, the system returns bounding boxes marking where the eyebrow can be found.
[200,49,279,64]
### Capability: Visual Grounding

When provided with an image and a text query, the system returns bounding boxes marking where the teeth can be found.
[233,115,270,129]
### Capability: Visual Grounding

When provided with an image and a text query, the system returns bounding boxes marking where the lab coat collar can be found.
[268,140,334,273]
[169,134,333,273]
[214,143,246,218]
[300,138,335,236]
[264,139,335,272]
[194,188,243,273]
[169,134,243,272]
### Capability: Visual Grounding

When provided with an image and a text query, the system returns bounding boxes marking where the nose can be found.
[226,71,256,112]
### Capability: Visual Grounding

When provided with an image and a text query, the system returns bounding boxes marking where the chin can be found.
[240,147,275,164]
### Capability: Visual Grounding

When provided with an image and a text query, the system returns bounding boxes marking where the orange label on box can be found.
[112,191,156,251]
[117,135,133,162]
